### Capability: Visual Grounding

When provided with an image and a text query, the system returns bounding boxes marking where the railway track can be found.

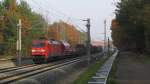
[0,64,37,73]
[0,56,84,84]
[0,56,81,73]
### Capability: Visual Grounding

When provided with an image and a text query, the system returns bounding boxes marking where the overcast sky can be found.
[24,0,118,40]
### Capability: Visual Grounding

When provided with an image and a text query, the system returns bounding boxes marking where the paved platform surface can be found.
[116,52,150,84]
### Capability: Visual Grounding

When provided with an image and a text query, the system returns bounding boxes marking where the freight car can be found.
[75,44,86,55]
[91,45,103,54]
[75,44,103,55]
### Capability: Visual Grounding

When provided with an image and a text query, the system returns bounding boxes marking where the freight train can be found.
[31,39,103,63]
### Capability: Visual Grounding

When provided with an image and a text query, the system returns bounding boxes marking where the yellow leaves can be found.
[65,25,79,46]
[21,17,32,37]
[11,0,16,12]
[48,22,81,46]
[111,19,120,30]
[20,16,31,30]
[48,25,58,40]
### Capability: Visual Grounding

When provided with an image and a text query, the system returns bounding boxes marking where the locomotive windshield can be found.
[32,42,45,48]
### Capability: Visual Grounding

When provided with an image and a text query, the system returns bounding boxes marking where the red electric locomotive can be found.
[31,40,74,63]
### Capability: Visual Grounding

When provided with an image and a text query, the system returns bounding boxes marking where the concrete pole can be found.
[17,19,22,66]
[108,37,110,56]
[104,20,107,56]
[83,18,91,66]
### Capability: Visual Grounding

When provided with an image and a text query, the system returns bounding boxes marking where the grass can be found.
[74,52,113,84]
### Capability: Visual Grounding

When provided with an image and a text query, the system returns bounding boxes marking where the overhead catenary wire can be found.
[31,0,82,22]
[30,0,85,32]
[43,0,82,21]
[26,0,88,43]
[30,0,66,21]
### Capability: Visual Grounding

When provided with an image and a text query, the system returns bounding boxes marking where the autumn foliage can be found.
[48,21,86,47]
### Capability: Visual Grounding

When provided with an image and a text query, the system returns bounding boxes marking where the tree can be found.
[113,0,148,52]
[143,4,150,53]
[48,21,86,47]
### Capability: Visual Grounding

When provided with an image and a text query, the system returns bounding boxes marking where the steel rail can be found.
[0,57,83,84]
[0,56,81,73]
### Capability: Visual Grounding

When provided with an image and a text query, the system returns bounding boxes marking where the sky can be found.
[24,0,118,41]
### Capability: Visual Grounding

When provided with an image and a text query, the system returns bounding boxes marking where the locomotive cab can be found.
[32,40,48,63]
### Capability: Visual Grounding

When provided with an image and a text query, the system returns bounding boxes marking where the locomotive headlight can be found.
[32,49,46,52]
[32,50,36,52]
[40,49,46,52]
